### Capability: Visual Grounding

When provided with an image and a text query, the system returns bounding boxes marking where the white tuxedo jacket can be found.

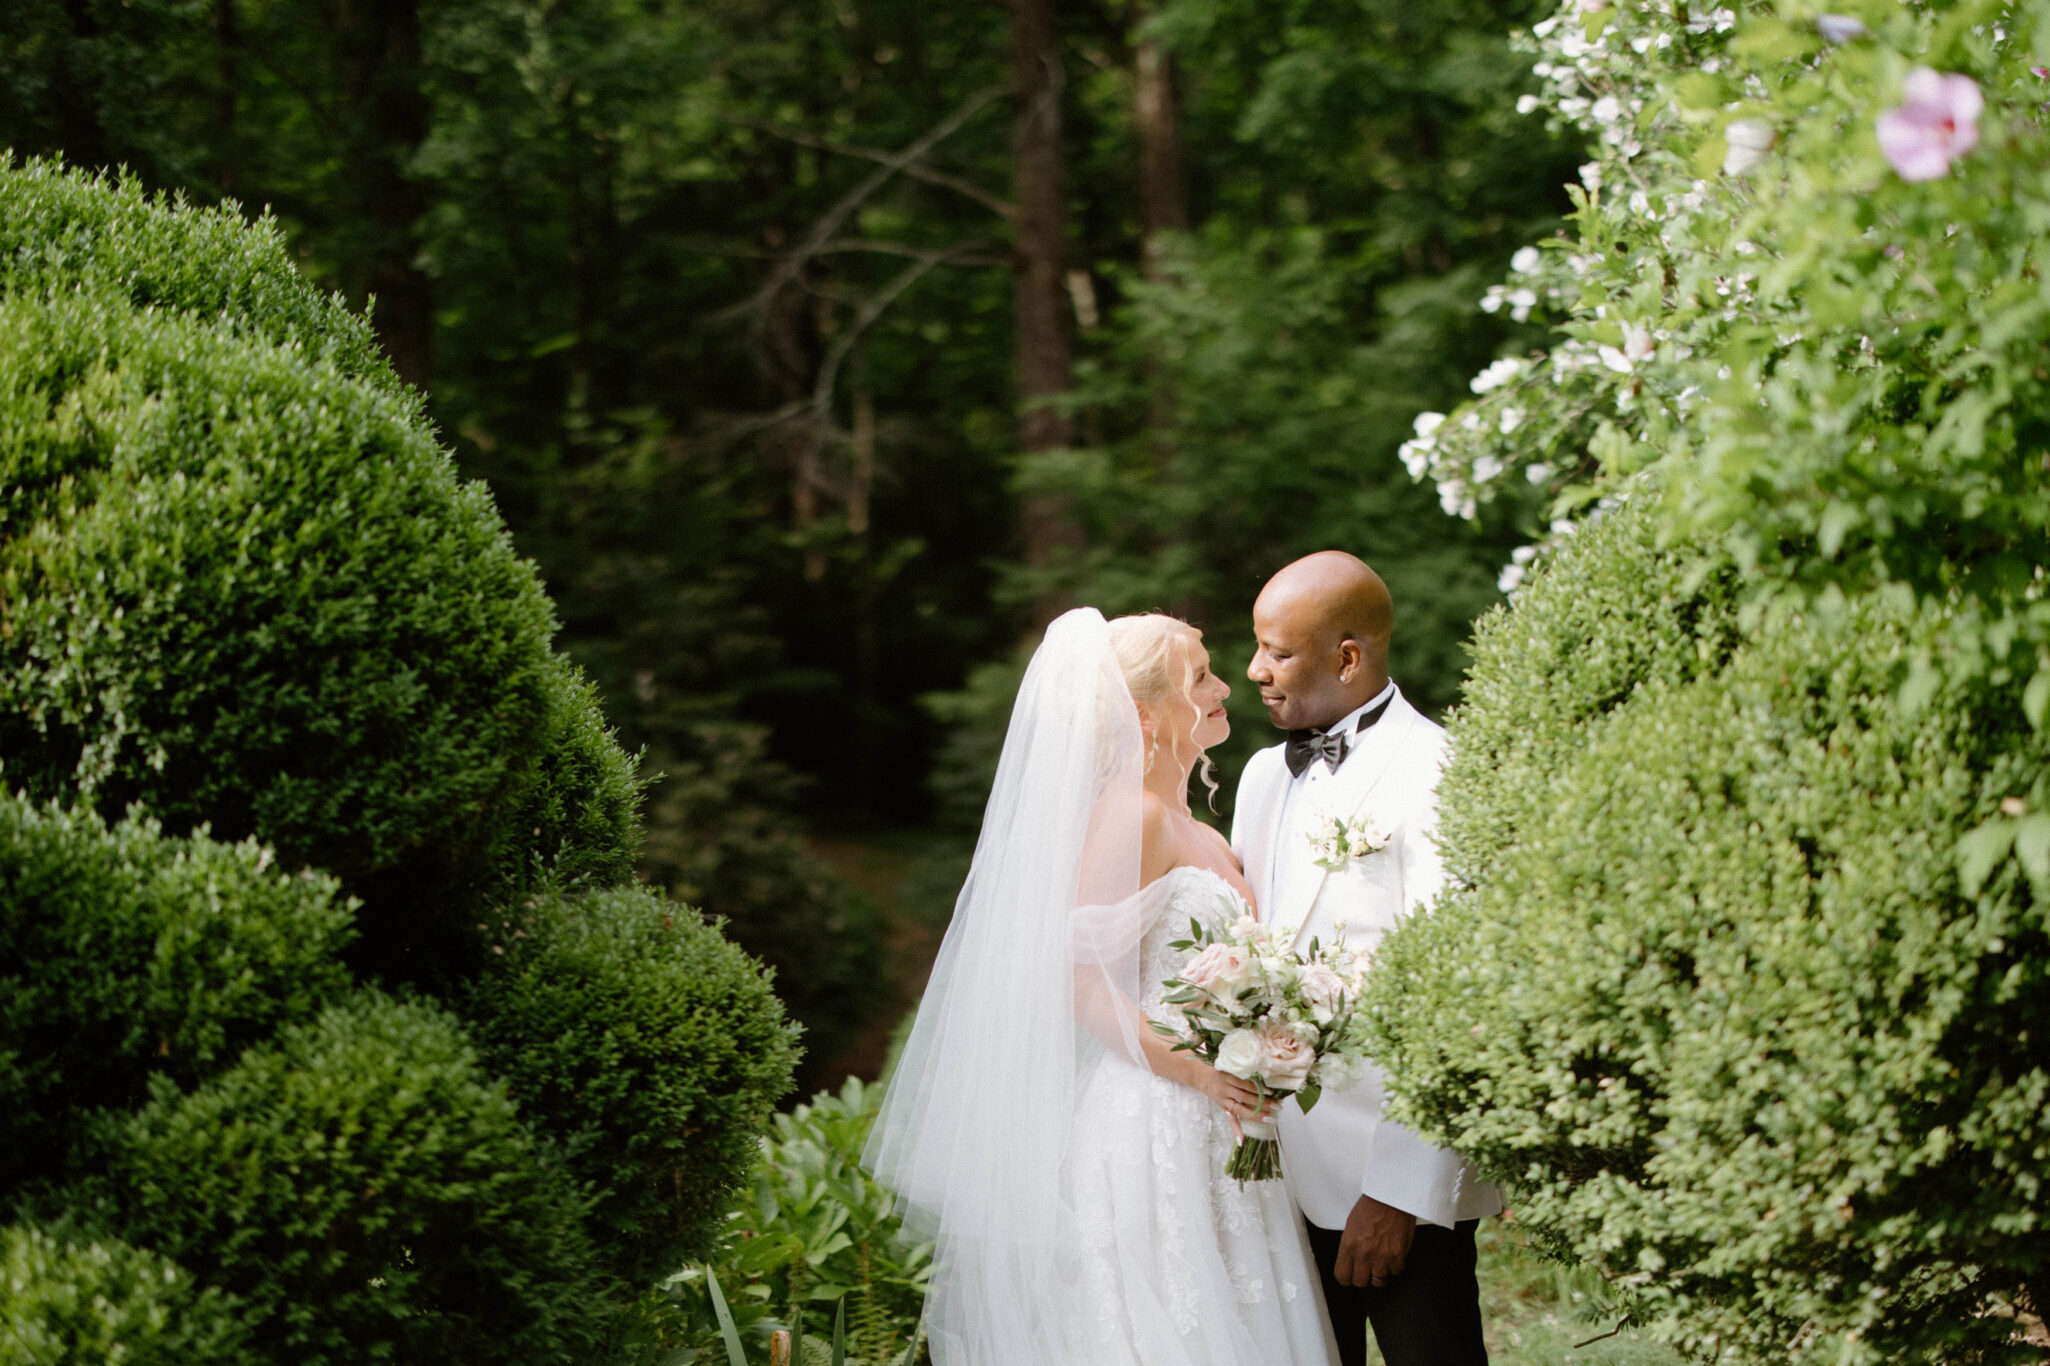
[1231,687,1502,1232]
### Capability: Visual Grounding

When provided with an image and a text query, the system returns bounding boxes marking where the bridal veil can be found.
[865,606,1149,1365]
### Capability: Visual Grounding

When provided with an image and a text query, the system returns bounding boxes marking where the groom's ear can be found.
[1335,636,1364,682]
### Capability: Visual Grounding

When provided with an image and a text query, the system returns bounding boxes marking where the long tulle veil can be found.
[864,607,1149,1365]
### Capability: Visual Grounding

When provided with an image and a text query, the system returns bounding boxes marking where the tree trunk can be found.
[212,0,239,196]
[1132,8,1189,470]
[337,0,433,388]
[1133,12,1188,280]
[1009,0,1079,583]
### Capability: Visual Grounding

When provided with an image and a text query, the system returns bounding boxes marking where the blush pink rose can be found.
[1182,943,1253,999]
[1256,1024,1316,1091]
[1298,962,1351,1023]
[1876,68,1982,182]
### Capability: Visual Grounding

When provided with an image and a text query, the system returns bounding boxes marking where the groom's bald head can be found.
[1248,552,1393,731]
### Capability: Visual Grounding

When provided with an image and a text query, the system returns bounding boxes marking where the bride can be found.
[866,609,1338,1365]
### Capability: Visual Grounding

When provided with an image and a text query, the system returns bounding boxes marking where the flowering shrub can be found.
[1365,0,2050,1358]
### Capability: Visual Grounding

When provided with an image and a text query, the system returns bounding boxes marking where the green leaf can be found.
[2023,669,2050,730]
[705,1268,748,1366]
[832,1296,847,1366]
[1957,817,2017,896]
[1297,1084,1321,1114]
[2014,815,2050,885]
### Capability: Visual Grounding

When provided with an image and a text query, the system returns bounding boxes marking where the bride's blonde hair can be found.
[1106,613,1220,810]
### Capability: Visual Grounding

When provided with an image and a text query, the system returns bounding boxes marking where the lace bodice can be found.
[1135,864,1252,1018]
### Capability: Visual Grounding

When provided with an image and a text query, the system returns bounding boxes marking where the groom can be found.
[1231,551,1500,1366]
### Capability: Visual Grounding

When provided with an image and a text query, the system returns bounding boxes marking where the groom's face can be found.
[1248,597,1354,732]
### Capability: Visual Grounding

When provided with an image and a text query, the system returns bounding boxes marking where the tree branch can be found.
[740,120,1016,220]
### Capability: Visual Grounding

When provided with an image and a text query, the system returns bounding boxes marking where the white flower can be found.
[1508,287,1538,322]
[1516,93,1542,115]
[1398,439,1433,480]
[1526,461,1554,485]
[1722,119,1776,175]
[1816,13,1866,43]
[1473,453,1503,483]
[1591,95,1623,125]
[1215,1029,1263,1080]
[1471,357,1525,394]
[1498,406,1524,435]
[1510,246,1541,275]
[1578,162,1603,193]
[1411,410,1446,439]
[1317,1052,1365,1093]
[1621,322,1654,362]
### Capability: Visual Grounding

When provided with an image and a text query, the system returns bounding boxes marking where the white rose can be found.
[1214,1029,1262,1080]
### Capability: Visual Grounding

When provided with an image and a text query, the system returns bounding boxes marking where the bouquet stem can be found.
[1226,1117,1283,1183]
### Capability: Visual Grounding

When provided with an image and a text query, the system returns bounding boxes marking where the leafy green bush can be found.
[0,287,573,970]
[1365,0,2050,1357]
[497,663,645,899]
[86,991,611,1365]
[0,793,352,1190]
[614,1076,930,1366]
[0,155,390,391]
[1368,512,2050,1361]
[460,885,798,1283]
[0,1223,254,1366]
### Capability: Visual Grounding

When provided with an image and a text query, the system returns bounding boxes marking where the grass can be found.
[1472,1217,1684,1366]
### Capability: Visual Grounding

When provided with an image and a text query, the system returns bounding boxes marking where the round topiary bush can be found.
[0,1223,254,1366]
[0,793,352,1191]
[85,991,611,1365]
[0,157,795,1360]
[459,885,800,1283]
[0,284,629,974]
[1366,501,2050,1362]
[0,156,390,392]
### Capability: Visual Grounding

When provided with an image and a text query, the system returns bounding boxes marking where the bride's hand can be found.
[1185,1062,1270,1126]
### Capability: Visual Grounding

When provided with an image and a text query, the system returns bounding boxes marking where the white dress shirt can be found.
[1267,681,1397,921]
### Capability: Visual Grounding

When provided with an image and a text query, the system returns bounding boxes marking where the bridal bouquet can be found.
[1153,897,1372,1182]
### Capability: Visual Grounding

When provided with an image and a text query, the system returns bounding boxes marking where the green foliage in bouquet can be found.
[0,1223,255,1366]
[0,158,797,1360]
[460,885,800,1283]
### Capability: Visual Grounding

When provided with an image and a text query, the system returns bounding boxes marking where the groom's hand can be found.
[1335,1195,1416,1289]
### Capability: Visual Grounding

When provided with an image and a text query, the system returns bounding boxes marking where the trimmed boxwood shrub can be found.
[498,664,645,899]
[460,886,800,1283]
[88,991,611,1365]
[0,794,352,1190]
[0,156,390,392]
[0,287,578,971]
[1365,503,2050,1362]
[0,1223,254,1366]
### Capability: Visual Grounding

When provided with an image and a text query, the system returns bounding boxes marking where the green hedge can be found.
[88,991,611,1365]
[0,793,352,1190]
[0,287,598,971]
[0,1223,254,1366]
[1365,502,2050,1362]
[0,156,390,391]
[460,886,799,1283]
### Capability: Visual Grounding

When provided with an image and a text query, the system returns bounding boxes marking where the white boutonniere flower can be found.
[1306,811,1390,871]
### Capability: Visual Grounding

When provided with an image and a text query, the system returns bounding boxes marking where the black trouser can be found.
[1305,1218,1487,1366]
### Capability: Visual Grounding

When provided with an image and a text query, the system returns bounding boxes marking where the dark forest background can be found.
[3,0,1580,1082]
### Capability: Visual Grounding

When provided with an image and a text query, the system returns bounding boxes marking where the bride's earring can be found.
[1144,730,1160,774]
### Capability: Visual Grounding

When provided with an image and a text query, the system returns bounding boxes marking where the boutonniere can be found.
[1307,811,1390,871]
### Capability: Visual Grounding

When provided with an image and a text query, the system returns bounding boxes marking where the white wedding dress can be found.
[1058,864,1340,1366]
[867,608,1337,1366]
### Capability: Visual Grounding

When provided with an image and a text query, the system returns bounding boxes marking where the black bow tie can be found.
[1284,694,1393,779]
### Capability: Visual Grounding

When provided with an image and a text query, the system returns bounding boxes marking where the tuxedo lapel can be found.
[1282,701,1420,950]
[1240,751,1287,920]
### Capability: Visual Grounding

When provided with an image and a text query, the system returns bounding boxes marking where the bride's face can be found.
[1151,636,1232,758]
